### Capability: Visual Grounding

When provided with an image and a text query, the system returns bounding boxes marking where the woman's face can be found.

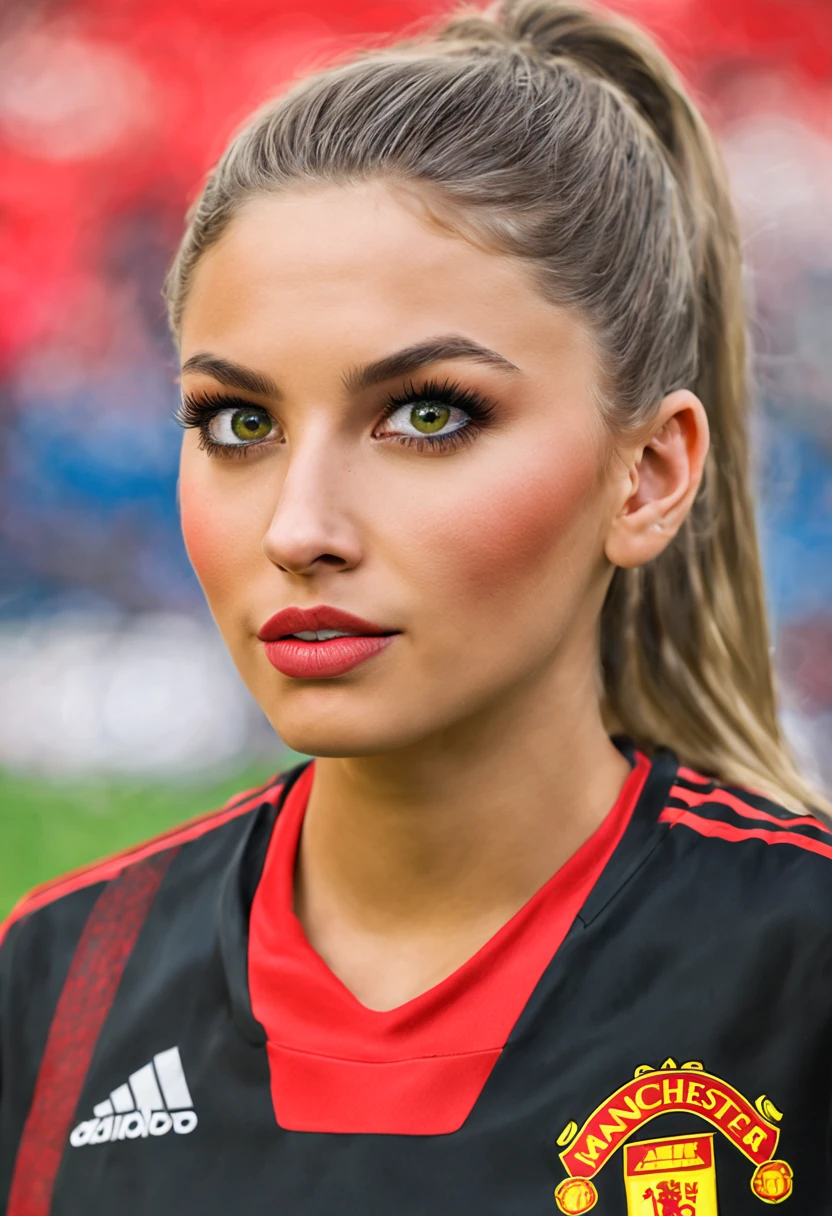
[178,182,626,757]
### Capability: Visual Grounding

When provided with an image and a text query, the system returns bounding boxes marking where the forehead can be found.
[179,181,594,375]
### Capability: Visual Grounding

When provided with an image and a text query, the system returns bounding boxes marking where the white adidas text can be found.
[70,1046,198,1147]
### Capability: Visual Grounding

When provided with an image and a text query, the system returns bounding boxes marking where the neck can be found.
[292,639,631,1009]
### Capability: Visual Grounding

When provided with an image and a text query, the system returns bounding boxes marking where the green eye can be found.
[230,408,272,441]
[410,403,451,434]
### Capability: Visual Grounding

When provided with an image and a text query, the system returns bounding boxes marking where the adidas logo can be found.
[69,1046,197,1147]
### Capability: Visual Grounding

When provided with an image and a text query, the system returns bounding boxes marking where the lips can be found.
[258,605,393,642]
[258,605,400,678]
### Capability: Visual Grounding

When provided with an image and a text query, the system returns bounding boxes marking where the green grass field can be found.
[0,757,305,919]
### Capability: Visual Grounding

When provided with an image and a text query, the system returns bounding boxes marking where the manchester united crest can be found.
[554,1059,793,1213]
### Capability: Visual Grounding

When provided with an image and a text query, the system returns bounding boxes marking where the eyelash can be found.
[173,379,498,459]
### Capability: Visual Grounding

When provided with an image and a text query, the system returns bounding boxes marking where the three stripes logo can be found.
[69,1046,197,1147]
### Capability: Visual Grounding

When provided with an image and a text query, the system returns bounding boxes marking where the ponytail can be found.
[510,3,821,810]
[164,0,825,811]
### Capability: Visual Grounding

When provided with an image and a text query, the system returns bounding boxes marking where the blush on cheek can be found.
[443,444,603,593]
[178,470,244,592]
[180,502,214,577]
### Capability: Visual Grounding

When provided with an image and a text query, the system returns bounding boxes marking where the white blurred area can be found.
[0,21,154,161]
[0,613,282,779]
[781,705,832,796]
[0,612,826,790]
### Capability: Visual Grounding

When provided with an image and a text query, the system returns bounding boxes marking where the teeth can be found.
[291,629,356,641]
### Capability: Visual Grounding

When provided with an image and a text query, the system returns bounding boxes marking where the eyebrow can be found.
[180,354,279,397]
[342,335,520,393]
[181,336,520,400]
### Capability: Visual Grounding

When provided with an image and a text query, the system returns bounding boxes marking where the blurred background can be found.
[0,0,830,916]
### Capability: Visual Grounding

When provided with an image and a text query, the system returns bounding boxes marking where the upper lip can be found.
[258,605,396,641]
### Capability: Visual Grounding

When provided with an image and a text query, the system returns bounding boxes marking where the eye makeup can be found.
[174,377,499,458]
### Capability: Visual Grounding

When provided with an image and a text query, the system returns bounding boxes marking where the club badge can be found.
[553,1059,793,1213]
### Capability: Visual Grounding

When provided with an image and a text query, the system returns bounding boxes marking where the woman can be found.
[2,2,829,1212]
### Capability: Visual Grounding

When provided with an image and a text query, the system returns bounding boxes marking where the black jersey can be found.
[2,744,832,1215]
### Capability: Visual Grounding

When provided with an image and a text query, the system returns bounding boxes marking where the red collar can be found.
[249,752,651,1134]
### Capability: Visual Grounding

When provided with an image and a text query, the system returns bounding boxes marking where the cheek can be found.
[178,455,259,597]
[430,439,604,602]
[180,499,223,585]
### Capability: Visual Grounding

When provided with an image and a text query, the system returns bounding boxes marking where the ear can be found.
[605,390,710,570]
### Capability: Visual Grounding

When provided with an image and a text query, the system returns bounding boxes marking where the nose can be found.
[261,427,363,577]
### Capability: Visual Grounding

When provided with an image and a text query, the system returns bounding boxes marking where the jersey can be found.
[2,743,832,1216]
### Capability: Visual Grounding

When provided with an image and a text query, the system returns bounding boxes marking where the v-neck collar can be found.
[236,745,670,1134]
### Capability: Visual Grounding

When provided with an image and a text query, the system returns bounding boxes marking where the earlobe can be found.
[605,390,709,570]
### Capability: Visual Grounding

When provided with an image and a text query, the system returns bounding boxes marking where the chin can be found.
[260,685,438,759]
[268,715,409,759]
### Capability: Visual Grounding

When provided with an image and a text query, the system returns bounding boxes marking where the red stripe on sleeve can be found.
[6,848,176,1216]
[660,806,832,861]
[669,785,831,835]
[675,766,714,786]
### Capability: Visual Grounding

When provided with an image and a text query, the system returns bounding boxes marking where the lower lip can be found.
[262,634,398,678]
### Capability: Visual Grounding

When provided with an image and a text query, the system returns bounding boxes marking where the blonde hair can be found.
[164,0,825,812]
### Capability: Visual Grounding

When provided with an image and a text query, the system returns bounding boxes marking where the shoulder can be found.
[0,771,288,953]
[660,762,832,876]
[647,764,832,1016]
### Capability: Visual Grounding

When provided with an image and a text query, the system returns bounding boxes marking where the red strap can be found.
[7,848,177,1216]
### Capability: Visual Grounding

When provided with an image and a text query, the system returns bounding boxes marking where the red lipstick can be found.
[257,605,400,678]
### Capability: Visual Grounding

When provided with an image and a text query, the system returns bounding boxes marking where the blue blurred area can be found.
[760,422,832,623]
[1,365,193,619]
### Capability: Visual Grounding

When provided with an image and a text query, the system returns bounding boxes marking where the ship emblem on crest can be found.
[553,1059,793,1213]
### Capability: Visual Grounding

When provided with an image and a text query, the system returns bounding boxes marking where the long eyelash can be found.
[173,389,247,430]
[174,378,498,460]
[378,377,498,451]
[173,390,272,459]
